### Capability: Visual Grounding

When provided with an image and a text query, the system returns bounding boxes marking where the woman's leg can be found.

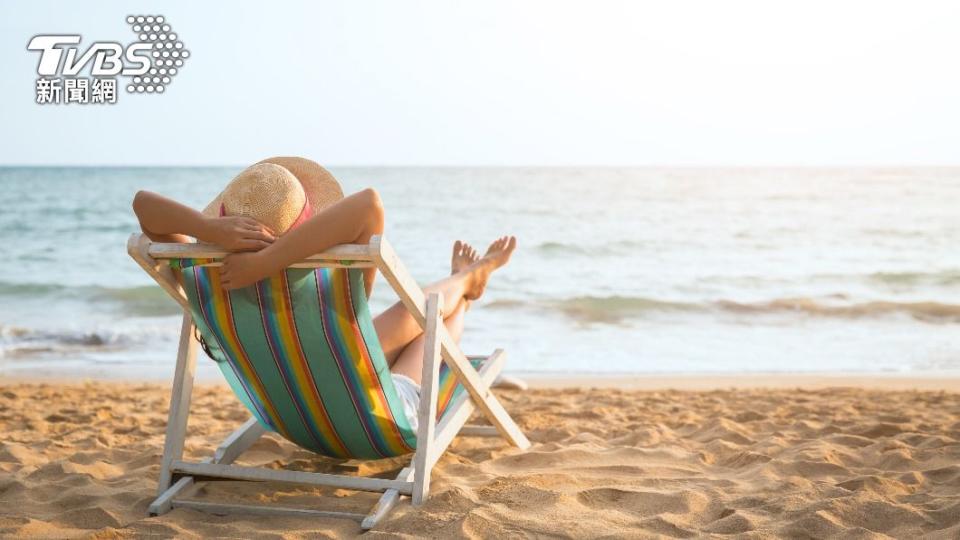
[388,298,467,384]
[374,236,516,365]
[374,273,473,364]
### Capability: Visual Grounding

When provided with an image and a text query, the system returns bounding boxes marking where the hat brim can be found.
[202,157,344,219]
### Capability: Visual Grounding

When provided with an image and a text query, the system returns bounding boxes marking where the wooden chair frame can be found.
[127,233,530,529]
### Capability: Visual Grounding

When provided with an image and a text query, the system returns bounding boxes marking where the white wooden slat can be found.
[148,476,196,516]
[147,241,373,261]
[411,293,443,505]
[127,234,191,311]
[151,417,262,514]
[156,314,199,494]
[369,235,428,326]
[429,349,507,469]
[361,467,414,530]
[172,499,366,521]
[167,261,373,269]
[213,417,266,464]
[171,461,414,494]
[438,333,530,449]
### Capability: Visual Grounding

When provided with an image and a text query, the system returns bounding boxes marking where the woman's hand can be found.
[220,251,275,290]
[202,216,276,251]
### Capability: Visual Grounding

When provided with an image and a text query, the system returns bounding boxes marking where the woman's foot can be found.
[451,240,479,275]
[463,236,517,300]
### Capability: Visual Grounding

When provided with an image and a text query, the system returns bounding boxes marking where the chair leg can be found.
[427,349,508,470]
[361,467,415,529]
[156,313,199,498]
[214,417,266,464]
[438,332,531,450]
[149,475,198,516]
[150,416,267,516]
[411,293,443,506]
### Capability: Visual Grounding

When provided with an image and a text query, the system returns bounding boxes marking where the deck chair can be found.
[127,233,530,528]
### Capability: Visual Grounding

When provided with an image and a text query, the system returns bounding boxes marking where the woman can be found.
[132,156,516,429]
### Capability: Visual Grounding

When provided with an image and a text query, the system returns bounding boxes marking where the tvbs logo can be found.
[27,15,189,105]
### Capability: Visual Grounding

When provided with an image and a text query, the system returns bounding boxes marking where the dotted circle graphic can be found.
[125,15,188,94]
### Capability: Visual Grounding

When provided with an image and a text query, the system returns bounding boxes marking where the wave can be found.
[551,295,694,323]
[868,270,960,287]
[91,285,181,316]
[697,270,960,291]
[0,324,176,359]
[714,298,960,321]
[533,240,646,257]
[488,295,960,324]
[529,242,960,290]
[0,281,66,296]
[0,281,181,317]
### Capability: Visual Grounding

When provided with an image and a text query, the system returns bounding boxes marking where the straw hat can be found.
[202,158,343,234]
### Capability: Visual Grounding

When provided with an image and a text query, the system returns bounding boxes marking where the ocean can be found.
[2,166,959,380]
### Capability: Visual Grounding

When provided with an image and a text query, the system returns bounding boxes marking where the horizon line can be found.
[1,163,959,169]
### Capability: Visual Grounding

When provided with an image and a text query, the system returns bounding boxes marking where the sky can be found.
[1,0,958,166]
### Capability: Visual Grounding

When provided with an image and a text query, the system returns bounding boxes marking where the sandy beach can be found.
[4,0,959,536]
[1,377,959,538]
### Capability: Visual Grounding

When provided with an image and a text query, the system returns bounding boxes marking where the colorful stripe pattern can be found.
[173,260,478,459]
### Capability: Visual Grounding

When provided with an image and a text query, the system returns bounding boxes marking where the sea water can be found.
[2,166,959,379]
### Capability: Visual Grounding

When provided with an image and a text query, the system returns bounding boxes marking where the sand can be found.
[1,379,959,538]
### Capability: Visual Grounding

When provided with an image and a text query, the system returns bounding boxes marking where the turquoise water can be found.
[2,166,960,379]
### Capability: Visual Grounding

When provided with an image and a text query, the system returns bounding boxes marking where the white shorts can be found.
[391,373,421,431]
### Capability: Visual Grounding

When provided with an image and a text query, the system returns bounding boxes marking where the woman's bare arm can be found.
[132,190,276,249]
[220,188,384,294]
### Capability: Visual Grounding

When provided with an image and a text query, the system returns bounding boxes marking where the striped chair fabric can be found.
[171,259,474,459]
